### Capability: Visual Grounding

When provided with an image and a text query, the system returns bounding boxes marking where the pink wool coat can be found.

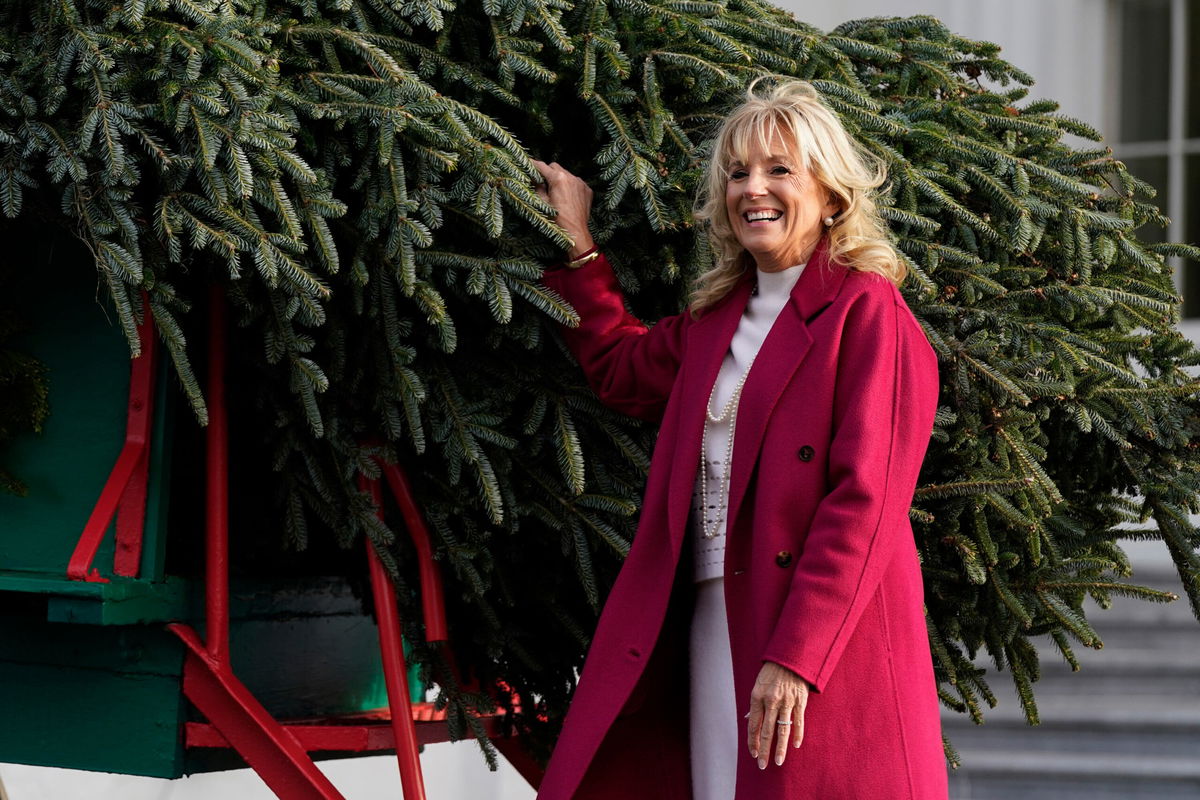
[537,239,948,800]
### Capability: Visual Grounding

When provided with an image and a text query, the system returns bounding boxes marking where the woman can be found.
[532,79,947,800]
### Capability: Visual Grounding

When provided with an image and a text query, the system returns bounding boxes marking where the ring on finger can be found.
[776,720,793,726]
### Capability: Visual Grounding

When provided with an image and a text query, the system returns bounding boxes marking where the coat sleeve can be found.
[542,254,690,423]
[760,280,939,692]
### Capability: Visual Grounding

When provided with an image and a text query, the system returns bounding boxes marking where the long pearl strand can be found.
[699,353,756,540]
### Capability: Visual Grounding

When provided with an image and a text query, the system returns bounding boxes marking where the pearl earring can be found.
[823,216,835,227]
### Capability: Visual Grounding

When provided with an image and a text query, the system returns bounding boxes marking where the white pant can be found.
[689,577,738,800]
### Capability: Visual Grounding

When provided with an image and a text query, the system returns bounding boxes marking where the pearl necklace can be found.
[699,352,756,540]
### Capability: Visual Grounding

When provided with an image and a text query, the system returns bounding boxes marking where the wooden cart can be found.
[0,258,541,798]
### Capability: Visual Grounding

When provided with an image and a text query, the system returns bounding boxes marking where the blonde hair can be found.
[691,78,902,313]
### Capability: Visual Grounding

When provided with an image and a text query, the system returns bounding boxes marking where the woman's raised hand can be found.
[747,660,811,770]
[532,159,596,259]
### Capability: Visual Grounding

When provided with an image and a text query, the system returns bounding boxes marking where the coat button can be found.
[776,551,793,568]
[798,445,815,462]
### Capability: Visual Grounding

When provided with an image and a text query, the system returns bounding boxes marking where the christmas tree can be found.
[0,0,1196,764]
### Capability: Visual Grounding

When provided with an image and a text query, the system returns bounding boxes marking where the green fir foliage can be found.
[0,1,1196,762]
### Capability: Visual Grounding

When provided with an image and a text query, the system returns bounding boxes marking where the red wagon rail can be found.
[162,288,543,799]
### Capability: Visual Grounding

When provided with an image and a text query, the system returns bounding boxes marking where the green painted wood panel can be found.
[0,577,419,776]
[0,237,170,584]
[0,616,186,778]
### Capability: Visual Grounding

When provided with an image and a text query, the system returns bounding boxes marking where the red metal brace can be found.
[168,623,347,800]
[369,460,545,792]
[379,462,448,643]
[68,301,158,582]
[171,287,543,797]
[376,459,546,790]
[167,287,345,800]
[361,475,429,800]
[204,284,230,667]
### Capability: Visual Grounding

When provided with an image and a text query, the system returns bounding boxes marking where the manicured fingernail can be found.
[758,758,766,770]
[743,712,750,719]
[776,755,783,766]
[750,749,757,759]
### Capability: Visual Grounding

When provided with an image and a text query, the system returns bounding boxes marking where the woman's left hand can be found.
[747,661,811,770]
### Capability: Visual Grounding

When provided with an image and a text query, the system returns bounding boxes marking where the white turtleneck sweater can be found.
[690,262,806,582]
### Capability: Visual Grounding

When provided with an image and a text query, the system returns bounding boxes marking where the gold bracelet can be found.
[565,248,601,269]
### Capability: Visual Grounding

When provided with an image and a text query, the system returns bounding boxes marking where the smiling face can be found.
[724,134,839,273]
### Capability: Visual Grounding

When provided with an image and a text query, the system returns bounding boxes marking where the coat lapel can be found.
[724,239,849,534]
[666,275,753,542]
[664,239,850,547]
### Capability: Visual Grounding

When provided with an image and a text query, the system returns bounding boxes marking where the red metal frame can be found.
[183,704,513,750]
[379,463,448,643]
[205,285,230,667]
[363,475,427,800]
[168,623,346,800]
[68,303,158,582]
[167,287,345,798]
[167,289,544,798]
[493,736,548,791]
